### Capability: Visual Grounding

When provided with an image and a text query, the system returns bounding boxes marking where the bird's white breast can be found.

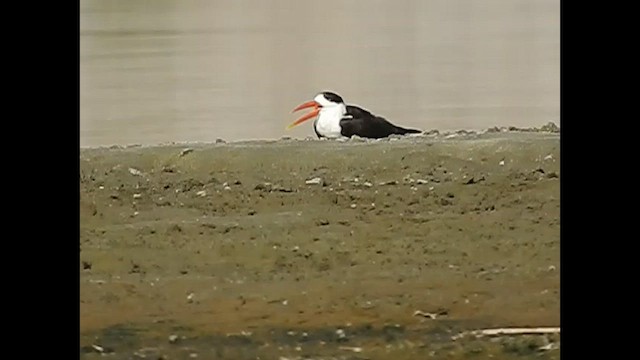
[314,105,346,138]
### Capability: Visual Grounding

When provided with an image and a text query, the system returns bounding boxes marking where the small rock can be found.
[539,342,559,351]
[306,177,323,185]
[336,328,347,341]
[439,198,452,206]
[457,129,476,136]
[82,261,92,270]
[464,176,485,185]
[224,186,231,191]
[416,179,428,184]
[339,346,363,353]
[540,122,560,133]
[129,263,142,274]
[499,160,505,166]
[90,344,114,354]
[360,300,376,309]
[379,180,398,186]
[350,204,357,209]
[187,292,195,303]
[413,308,449,319]
[133,349,151,358]
[548,265,556,271]
[274,185,294,193]
[544,154,554,161]
[403,175,415,184]
[248,210,257,216]
[128,167,143,176]
[196,190,207,197]
[316,219,330,226]
[179,148,194,157]
[133,193,142,199]
[215,138,226,144]
[255,183,272,191]
[168,334,179,344]
[413,310,438,319]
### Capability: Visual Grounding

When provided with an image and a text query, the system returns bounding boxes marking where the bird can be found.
[286,91,422,139]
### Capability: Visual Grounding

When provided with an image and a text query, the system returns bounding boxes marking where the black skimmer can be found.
[287,91,422,139]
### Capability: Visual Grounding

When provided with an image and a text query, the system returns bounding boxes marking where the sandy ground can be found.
[80,128,560,359]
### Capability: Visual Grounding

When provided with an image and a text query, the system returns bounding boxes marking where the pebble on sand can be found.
[305,177,323,185]
[179,148,194,157]
[128,167,143,176]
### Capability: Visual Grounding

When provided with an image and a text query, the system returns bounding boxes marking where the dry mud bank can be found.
[80,130,560,359]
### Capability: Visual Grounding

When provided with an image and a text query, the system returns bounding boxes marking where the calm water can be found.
[80,0,559,147]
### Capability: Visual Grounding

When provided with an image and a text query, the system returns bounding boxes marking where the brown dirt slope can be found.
[80,131,560,359]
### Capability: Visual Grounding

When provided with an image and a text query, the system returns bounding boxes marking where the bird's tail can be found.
[394,126,422,135]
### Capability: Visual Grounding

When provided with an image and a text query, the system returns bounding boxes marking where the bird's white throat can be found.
[314,103,346,138]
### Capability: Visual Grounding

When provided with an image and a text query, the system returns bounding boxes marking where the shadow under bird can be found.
[287,91,422,139]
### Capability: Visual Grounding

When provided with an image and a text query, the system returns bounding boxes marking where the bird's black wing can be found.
[340,105,421,139]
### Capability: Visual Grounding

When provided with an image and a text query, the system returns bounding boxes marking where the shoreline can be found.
[80,122,560,150]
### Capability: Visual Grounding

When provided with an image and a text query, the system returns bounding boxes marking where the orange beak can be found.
[286,100,321,130]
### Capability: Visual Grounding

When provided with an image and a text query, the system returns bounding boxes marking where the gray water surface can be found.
[80,0,559,147]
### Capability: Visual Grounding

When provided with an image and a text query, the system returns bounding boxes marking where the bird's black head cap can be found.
[321,91,344,104]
